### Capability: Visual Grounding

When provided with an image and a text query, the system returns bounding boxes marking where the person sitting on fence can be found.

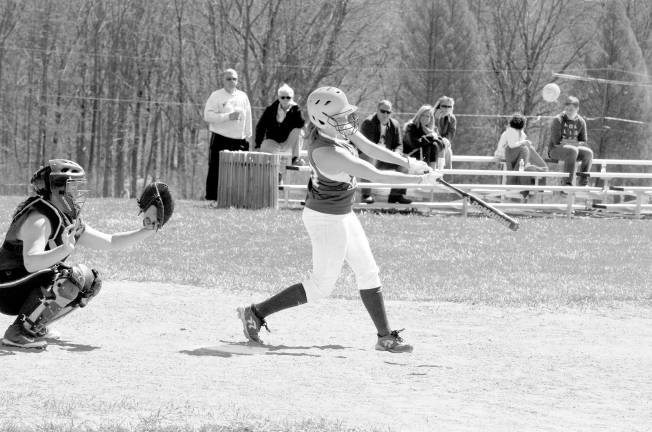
[402,105,447,170]
[494,113,548,199]
[433,96,456,169]
[548,95,593,186]
[358,100,411,205]
[255,83,307,167]
[495,113,549,172]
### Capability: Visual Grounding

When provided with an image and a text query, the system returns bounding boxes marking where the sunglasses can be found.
[225,77,238,81]
[379,109,392,114]
[440,105,453,108]
[279,96,292,100]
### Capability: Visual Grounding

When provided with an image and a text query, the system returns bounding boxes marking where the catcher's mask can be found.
[307,86,359,137]
[31,159,89,218]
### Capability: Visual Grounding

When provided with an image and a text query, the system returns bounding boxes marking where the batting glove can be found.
[406,156,431,174]
[419,170,443,185]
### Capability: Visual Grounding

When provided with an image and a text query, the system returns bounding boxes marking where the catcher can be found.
[0,159,173,349]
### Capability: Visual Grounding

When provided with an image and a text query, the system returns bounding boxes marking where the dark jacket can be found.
[436,114,456,142]
[402,123,432,156]
[359,114,402,151]
[254,100,306,148]
[549,113,587,149]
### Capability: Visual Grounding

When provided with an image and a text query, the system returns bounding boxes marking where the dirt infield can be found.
[2,281,651,432]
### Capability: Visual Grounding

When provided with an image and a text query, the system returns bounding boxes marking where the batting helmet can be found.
[307,86,358,137]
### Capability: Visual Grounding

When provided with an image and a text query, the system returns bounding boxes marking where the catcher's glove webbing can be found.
[137,181,174,230]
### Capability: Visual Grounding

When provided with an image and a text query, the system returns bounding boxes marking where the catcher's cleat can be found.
[236,305,269,344]
[375,329,413,353]
[1,322,47,349]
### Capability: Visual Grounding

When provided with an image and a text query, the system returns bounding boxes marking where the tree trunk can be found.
[131,89,142,198]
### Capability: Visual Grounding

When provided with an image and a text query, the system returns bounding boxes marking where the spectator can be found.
[548,95,593,186]
[203,68,253,205]
[494,113,548,198]
[255,83,307,166]
[358,100,411,205]
[495,113,548,171]
[402,105,447,169]
[433,96,456,169]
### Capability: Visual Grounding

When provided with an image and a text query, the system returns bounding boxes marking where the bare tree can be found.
[472,0,594,116]
[0,0,21,168]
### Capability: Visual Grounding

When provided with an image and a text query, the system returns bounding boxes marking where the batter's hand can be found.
[406,156,431,175]
[419,171,443,185]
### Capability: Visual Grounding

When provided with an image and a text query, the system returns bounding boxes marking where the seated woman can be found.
[402,105,447,170]
[494,113,548,196]
[433,96,456,169]
[495,113,548,171]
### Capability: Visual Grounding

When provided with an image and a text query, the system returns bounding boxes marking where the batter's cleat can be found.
[1,322,47,349]
[375,329,413,353]
[35,327,62,340]
[237,305,268,344]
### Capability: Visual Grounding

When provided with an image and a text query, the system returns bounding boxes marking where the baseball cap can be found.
[564,96,579,106]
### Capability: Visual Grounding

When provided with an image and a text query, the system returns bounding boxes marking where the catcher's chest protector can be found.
[0,198,72,272]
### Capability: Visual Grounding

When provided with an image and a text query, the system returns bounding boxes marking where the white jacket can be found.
[494,127,528,159]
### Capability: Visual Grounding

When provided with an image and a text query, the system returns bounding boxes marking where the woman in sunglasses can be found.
[255,83,307,166]
[433,95,456,169]
[402,105,447,170]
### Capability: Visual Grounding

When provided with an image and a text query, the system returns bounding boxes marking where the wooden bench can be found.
[278,182,607,218]
[281,156,652,218]
[590,185,652,216]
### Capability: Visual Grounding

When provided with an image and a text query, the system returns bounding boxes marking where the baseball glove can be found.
[137,181,174,230]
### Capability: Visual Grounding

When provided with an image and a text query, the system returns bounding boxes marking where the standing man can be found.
[204,68,253,204]
[255,83,307,166]
[548,95,593,186]
[359,100,411,205]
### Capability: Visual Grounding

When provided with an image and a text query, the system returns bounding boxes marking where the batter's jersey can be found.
[305,131,357,215]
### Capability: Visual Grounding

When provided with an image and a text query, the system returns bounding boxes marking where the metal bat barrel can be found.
[217,151,280,209]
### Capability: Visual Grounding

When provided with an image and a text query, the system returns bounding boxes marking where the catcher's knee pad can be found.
[70,264,102,307]
[20,264,101,335]
[301,277,337,302]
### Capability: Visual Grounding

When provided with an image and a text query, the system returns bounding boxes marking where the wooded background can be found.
[1,0,651,198]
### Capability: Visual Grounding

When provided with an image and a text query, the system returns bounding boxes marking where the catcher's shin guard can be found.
[20,264,101,335]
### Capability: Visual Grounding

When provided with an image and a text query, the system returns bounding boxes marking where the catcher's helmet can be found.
[31,159,88,217]
[307,86,358,137]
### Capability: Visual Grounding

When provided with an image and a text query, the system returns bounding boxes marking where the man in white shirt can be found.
[203,68,253,203]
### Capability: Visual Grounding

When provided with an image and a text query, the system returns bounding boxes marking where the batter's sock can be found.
[253,283,307,318]
[359,287,391,337]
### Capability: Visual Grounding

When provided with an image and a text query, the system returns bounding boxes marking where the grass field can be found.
[2,196,645,307]
[1,196,651,432]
